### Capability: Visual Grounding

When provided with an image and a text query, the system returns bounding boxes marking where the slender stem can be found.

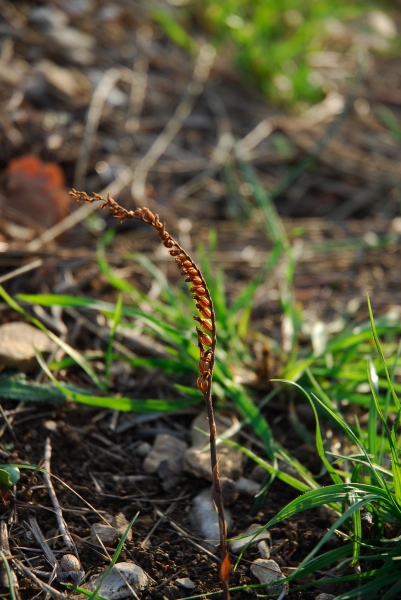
[69,190,231,598]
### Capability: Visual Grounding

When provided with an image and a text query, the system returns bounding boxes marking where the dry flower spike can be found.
[70,189,231,599]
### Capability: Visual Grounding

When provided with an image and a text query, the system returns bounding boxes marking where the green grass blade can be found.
[367,294,401,411]
[0,286,106,392]
[224,381,275,459]
[87,513,139,600]
[104,293,122,391]
[274,379,342,485]
[367,358,378,461]
[0,551,17,600]
[36,351,201,412]
[367,363,401,502]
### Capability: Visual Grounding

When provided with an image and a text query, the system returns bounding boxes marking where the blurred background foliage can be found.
[151,0,398,108]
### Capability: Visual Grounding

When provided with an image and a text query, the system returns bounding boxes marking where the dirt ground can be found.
[1,2,401,599]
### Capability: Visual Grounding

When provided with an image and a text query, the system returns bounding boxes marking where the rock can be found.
[175,577,195,590]
[136,442,152,457]
[59,554,81,572]
[230,524,271,555]
[190,487,232,546]
[257,540,270,559]
[315,595,336,600]
[251,559,286,595]
[87,562,149,599]
[111,513,132,542]
[0,567,18,589]
[184,412,243,481]
[250,465,267,483]
[0,322,57,372]
[163,585,181,599]
[220,477,238,506]
[90,523,118,546]
[143,434,187,490]
[56,553,85,584]
[236,477,260,497]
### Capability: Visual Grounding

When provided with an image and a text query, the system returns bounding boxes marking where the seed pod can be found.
[186,267,197,276]
[197,375,208,393]
[153,215,162,229]
[142,209,155,223]
[198,358,211,373]
[180,259,191,268]
[169,249,181,257]
[199,318,213,332]
[198,296,210,306]
[163,239,174,248]
[190,286,206,295]
[191,276,203,286]
[196,327,212,347]
[196,303,212,319]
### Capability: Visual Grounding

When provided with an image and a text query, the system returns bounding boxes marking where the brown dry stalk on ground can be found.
[70,190,231,599]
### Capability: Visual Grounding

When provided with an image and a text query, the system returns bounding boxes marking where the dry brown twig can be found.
[70,189,231,599]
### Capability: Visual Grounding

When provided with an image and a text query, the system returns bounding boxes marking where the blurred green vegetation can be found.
[151,0,394,107]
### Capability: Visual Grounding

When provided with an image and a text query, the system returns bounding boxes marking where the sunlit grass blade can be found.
[367,358,378,462]
[36,350,202,412]
[223,380,275,459]
[104,293,122,391]
[0,286,106,392]
[367,294,401,411]
[17,294,193,350]
[223,440,315,494]
[86,513,139,600]
[367,361,401,503]
[274,379,342,485]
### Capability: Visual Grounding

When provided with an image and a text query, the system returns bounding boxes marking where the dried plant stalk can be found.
[70,190,231,599]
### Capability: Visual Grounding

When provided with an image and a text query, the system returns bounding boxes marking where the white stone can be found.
[90,523,118,546]
[175,577,195,589]
[87,563,149,599]
[251,559,286,594]
[190,488,232,545]
[230,524,271,554]
[236,477,260,496]
[184,412,243,481]
[0,322,57,371]
[143,434,187,490]
[315,595,335,600]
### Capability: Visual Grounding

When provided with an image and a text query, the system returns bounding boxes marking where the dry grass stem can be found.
[42,437,75,552]
[70,189,231,599]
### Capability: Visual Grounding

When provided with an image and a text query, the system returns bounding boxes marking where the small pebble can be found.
[87,562,150,599]
[163,585,181,599]
[190,487,232,546]
[175,577,195,590]
[59,554,81,571]
[220,477,238,506]
[236,477,260,496]
[90,523,118,546]
[143,433,187,490]
[257,540,270,559]
[230,524,271,554]
[112,513,133,542]
[251,558,287,594]
[0,321,57,372]
[315,595,336,600]
[0,567,18,588]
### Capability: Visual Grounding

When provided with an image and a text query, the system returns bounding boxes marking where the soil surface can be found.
[1,2,401,599]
